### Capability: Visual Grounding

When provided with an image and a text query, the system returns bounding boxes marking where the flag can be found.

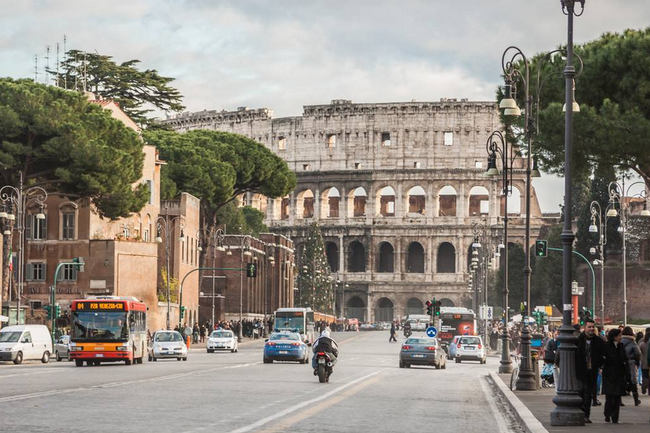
[7,248,12,271]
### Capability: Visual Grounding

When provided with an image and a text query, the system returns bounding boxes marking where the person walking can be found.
[575,319,605,423]
[639,329,650,395]
[389,322,397,343]
[621,326,642,406]
[602,328,630,424]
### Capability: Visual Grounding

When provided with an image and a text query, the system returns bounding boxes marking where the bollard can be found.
[186,336,191,348]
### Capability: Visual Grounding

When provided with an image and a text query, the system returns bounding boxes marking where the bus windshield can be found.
[72,311,129,342]
[275,314,304,333]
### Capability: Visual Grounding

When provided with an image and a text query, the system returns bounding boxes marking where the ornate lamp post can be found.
[606,180,650,326]
[551,0,586,426]
[197,226,226,328]
[266,243,276,335]
[484,130,515,374]
[222,235,252,342]
[588,201,608,328]
[471,220,501,344]
[0,173,48,325]
[156,214,186,330]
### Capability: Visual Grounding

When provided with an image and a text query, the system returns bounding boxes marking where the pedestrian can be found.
[621,326,642,406]
[575,319,605,423]
[389,321,397,343]
[639,328,650,394]
[543,329,560,386]
[602,328,630,424]
[200,324,206,343]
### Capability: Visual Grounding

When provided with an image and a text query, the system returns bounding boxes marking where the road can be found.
[0,331,522,433]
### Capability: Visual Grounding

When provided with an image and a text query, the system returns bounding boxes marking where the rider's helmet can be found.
[321,329,330,338]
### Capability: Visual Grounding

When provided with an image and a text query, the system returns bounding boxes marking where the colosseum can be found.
[163,98,543,323]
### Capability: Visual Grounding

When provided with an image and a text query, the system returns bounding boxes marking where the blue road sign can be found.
[426,327,438,338]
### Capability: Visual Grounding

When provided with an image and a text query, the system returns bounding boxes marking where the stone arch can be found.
[406,242,425,273]
[406,185,426,215]
[145,213,152,242]
[348,241,366,272]
[438,185,457,216]
[250,193,268,215]
[325,242,339,272]
[273,195,291,220]
[437,242,456,273]
[439,298,455,307]
[406,297,424,316]
[348,186,367,217]
[296,189,314,219]
[321,187,340,218]
[346,296,366,321]
[377,241,395,273]
[468,186,489,216]
[377,186,396,216]
[375,297,394,322]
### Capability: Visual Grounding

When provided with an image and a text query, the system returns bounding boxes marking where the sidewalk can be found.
[493,372,649,432]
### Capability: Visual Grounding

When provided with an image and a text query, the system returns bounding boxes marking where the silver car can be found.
[55,335,71,362]
[148,331,188,362]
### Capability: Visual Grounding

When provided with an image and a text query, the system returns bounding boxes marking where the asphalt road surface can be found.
[0,331,522,433]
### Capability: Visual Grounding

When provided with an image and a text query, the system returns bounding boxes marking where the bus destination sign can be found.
[77,302,125,311]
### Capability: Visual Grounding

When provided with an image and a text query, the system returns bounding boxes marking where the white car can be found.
[207,330,238,353]
[454,336,486,364]
[148,331,188,362]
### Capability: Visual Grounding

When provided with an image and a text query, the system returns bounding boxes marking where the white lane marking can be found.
[480,376,512,433]
[227,370,384,433]
[0,362,261,403]
[0,369,62,379]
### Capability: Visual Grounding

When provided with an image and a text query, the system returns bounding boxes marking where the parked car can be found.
[454,336,486,364]
[447,336,462,360]
[0,325,52,364]
[399,337,446,369]
[263,332,309,364]
[207,330,238,353]
[148,330,188,361]
[55,335,72,361]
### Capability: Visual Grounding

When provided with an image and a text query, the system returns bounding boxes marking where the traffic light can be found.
[246,263,257,278]
[535,240,548,257]
[180,306,186,319]
[44,305,52,320]
[434,298,442,316]
[425,300,433,316]
[54,304,61,318]
[578,307,592,326]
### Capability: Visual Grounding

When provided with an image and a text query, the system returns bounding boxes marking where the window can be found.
[30,301,42,310]
[355,163,362,169]
[278,136,287,150]
[444,132,453,146]
[381,132,391,146]
[327,134,336,148]
[26,262,46,282]
[26,214,47,240]
[146,180,155,205]
[303,164,310,171]
[475,161,483,169]
[58,263,78,282]
[414,162,421,169]
[62,212,75,240]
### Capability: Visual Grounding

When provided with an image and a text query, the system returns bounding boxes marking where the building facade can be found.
[164,99,544,322]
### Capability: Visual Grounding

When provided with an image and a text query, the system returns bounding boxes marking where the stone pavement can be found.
[497,372,650,432]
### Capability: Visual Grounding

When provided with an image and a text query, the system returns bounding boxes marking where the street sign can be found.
[486,306,493,320]
[426,327,438,338]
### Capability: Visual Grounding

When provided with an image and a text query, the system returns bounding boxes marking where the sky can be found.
[2,0,649,212]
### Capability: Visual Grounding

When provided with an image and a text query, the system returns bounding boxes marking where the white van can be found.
[0,325,53,364]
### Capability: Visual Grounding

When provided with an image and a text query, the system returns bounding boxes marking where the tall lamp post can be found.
[156,214,186,330]
[551,0,586,426]
[588,201,608,328]
[484,130,515,374]
[0,174,48,325]
[266,243,276,337]
[223,235,252,342]
[471,220,501,345]
[197,226,226,328]
[606,180,650,326]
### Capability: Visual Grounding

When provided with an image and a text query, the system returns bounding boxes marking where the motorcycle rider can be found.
[403,321,412,338]
[312,329,339,376]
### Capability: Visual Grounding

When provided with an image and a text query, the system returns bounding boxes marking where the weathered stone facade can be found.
[164,99,543,322]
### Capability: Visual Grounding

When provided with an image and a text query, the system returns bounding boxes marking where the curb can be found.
[488,372,549,433]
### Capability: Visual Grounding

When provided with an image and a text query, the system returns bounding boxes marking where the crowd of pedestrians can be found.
[172,317,275,343]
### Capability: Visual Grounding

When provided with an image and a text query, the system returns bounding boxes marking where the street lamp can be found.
[156,214,186,330]
[589,201,609,328]
[472,220,502,347]
[551,0,586,426]
[0,173,48,325]
[197,226,225,328]
[484,130,515,374]
[607,180,650,326]
[499,40,582,392]
[221,235,252,342]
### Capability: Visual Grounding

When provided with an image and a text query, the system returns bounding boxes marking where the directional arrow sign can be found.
[426,326,438,338]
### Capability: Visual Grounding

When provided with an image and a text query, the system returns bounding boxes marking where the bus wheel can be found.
[75,359,83,367]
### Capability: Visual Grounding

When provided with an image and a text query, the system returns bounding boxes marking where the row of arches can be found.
[345,296,456,322]
[323,241,459,274]
[251,184,523,220]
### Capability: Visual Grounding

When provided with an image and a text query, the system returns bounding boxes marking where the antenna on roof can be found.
[63,34,67,89]
[55,42,60,87]
[34,55,38,83]
[44,45,50,85]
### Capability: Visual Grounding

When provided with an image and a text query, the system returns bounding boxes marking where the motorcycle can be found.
[315,352,334,383]
[403,328,412,338]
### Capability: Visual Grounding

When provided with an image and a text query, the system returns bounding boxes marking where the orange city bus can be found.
[69,296,147,367]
